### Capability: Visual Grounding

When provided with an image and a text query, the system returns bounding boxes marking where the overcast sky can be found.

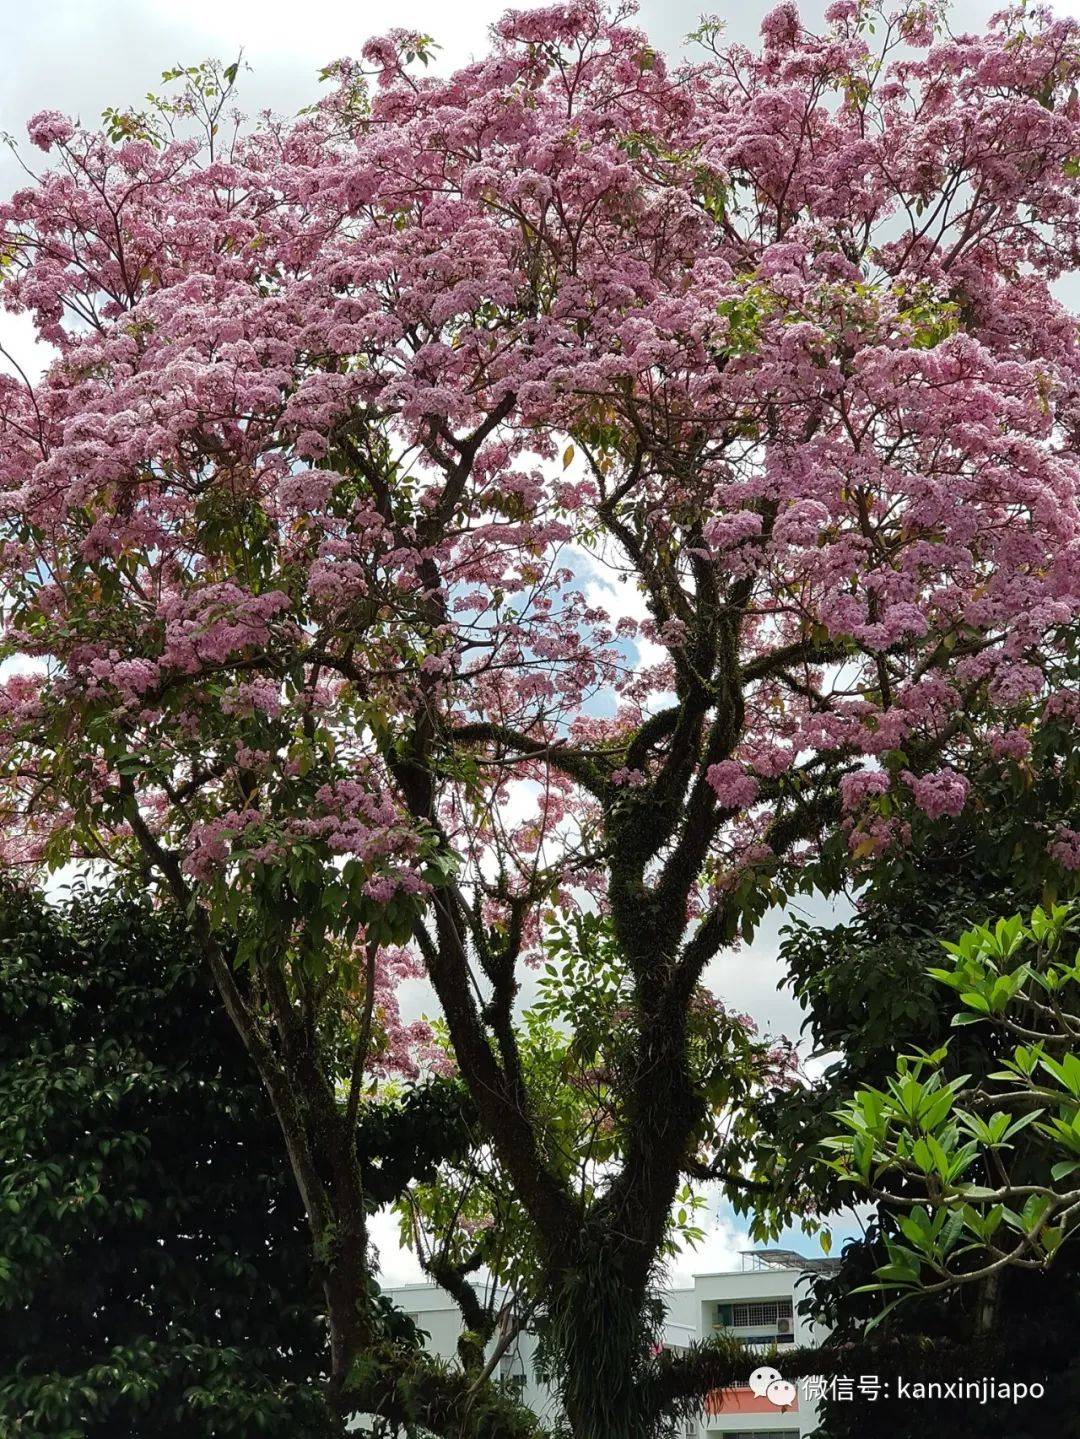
[5,0,1077,160]
[4,0,1073,1283]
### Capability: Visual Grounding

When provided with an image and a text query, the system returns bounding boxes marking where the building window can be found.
[727,1299,793,1327]
[718,1431,796,1438]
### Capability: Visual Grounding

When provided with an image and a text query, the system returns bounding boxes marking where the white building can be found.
[374,1250,833,1438]
[666,1250,833,1438]
[380,1280,559,1428]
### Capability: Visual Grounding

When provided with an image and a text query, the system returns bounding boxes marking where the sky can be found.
[1,0,1069,1286]
[5,0,1079,174]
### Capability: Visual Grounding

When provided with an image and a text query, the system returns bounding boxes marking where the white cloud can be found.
[370,1203,428,1286]
[668,1210,752,1286]
[0,311,52,386]
[700,890,853,1045]
[0,654,47,679]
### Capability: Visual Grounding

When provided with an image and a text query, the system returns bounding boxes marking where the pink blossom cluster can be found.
[365,942,454,1080]
[839,769,890,812]
[903,767,971,821]
[0,0,1075,1050]
[1048,827,1080,872]
[706,761,761,810]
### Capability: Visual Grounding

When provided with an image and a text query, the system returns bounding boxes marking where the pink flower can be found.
[904,768,970,821]
[706,761,760,810]
[611,766,647,788]
[839,769,890,811]
[1048,827,1080,872]
[703,513,763,552]
[27,110,74,150]
[760,2,800,47]
[990,728,1032,762]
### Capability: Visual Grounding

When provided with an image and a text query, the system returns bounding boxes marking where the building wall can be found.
[383,1282,559,1426]
[672,1267,828,1438]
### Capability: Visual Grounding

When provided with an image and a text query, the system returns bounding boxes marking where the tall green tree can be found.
[803,906,1080,1438]
[0,885,331,1439]
[749,714,1080,1438]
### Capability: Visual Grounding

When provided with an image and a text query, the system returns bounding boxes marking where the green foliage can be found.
[100,57,243,149]
[746,697,1080,1235]
[714,281,774,358]
[893,282,959,348]
[536,912,784,1191]
[0,884,331,1438]
[745,707,1080,1436]
[398,913,782,1312]
[822,904,1080,1305]
[359,1078,478,1210]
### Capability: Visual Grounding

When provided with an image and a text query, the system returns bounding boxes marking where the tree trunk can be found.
[544,1231,667,1439]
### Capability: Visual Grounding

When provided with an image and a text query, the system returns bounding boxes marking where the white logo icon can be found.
[748,1367,797,1409]
[765,1378,797,1408]
[748,1366,782,1398]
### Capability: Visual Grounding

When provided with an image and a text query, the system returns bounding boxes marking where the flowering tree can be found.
[2,1,1080,1433]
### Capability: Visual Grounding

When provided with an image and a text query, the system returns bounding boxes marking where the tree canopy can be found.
[1,2,1080,1434]
[0,886,330,1439]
